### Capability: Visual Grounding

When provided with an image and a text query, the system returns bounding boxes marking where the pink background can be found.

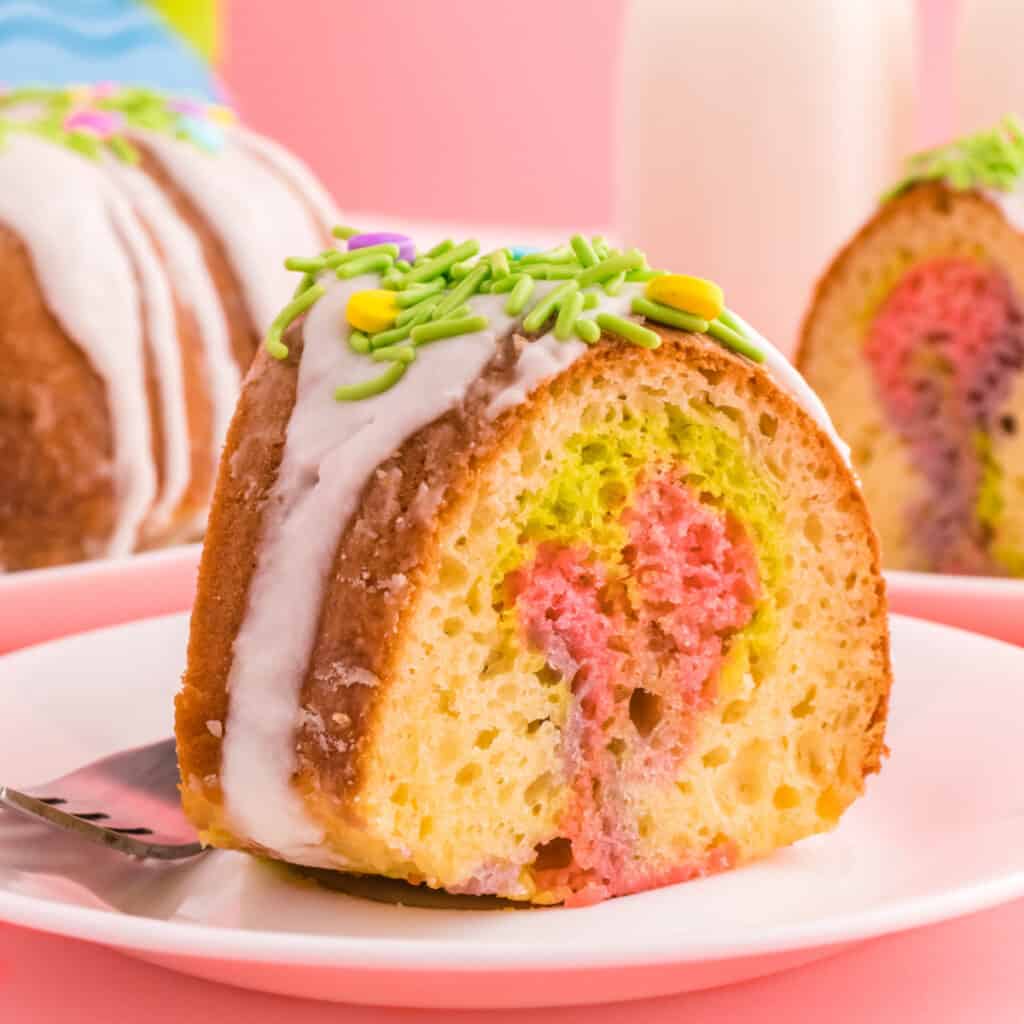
[222,0,624,228]
[221,0,958,230]
[5,1,1021,1020]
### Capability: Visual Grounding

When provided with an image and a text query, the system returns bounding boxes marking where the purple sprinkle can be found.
[347,231,416,264]
[169,97,207,117]
[64,109,123,138]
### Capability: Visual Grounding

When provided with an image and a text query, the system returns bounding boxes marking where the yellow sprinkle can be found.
[346,289,400,334]
[207,105,237,125]
[645,274,725,322]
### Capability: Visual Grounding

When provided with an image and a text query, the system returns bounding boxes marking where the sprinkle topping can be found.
[0,84,236,164]
[269,231,765,401]
[883,114,1024,202]
[346,290,400,334]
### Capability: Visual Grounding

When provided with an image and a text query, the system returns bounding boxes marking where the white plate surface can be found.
[0,612,1022,1008]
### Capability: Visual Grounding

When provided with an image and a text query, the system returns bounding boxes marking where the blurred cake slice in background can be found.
[798,117,1024,578]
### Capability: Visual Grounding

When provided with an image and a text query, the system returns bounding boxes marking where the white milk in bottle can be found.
[617,0,914,353]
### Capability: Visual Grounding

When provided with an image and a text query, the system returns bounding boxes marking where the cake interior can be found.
[339,362,883,905]
[801,190,1024,576]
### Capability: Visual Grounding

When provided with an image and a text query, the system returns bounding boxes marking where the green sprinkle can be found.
[66,131,101,159]
[505,274,536,315]
[492,274,522,295]
[337,253,395,279]
[523,281,578,333]
[291,272,317,298]
[395,279,446,307]
[707,320,764,362]
[410,314,489,345]
[595,312,660,349]
[369,321,414,348]
[106,135,139,163]
[433,263,489,319]
[395,259,412,272]
[574,317,601,344]
[396,294,442,325]
[631,296,709,333]
[285,255,329,273]
[447,304,472,319]
[478,281,495,293]
[425,238,454,259]
[582,291,599,309]
[379,270,403,290]
[449,260,474,280]
[400,239,480,286]
[576,249,645,288]
[332,225,359,240]
[592,236,611,259]
[348,330,371,354]
[337,242,400,261]
[371,343,417,364]
[718,308,746,334]
[570,234,597,268]
[555,290,584,341]
[518,246,573,265]
[625,269,666,282]
[335,360,407,401]
[603,271,627,295]
[488,250,510,278]
[265,283,326,360]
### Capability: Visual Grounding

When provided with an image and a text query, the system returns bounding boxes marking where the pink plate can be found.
[0,545,200,654]
[885,570,1024,646]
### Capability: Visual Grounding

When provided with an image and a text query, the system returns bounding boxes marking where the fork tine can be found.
[0,785,203,860]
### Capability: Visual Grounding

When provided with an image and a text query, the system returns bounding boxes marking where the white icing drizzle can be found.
[140,128,332,332]
[220,270,849,860]
[0,125,336,559]
[234,128,340,236]
[0,134,155,554]
[109,158,239,533]
[105,174,191,536]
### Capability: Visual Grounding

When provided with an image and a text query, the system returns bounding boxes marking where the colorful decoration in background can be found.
[883,114,1024,201]
[0,84,235,162]
[0,0,220,99]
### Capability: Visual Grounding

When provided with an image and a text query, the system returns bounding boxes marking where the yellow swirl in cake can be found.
[176,235,890,905]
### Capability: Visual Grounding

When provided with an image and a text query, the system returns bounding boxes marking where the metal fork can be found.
[0,738,204,860]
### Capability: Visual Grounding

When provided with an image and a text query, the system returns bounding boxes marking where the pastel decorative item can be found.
[645,273,725,322]
[618,0,914,352]
[347,231,416,264]
[175,228,889,907]
[345,289,401,334]
[0,0,221,98]
[798,117,1024,578]
[0,85,340,572]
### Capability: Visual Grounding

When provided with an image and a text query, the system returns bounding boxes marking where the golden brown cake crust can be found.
[176,324,891,833]
[794,182,1009,368]
[0,225,117,570]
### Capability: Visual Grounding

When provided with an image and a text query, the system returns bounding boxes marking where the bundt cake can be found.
[0,84,338,571]
[798,117,1024,576]
[176,233,891,906]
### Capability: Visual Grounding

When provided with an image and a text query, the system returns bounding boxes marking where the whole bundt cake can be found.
[0,85,338,570]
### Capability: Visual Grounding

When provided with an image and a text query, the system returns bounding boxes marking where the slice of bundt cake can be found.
[0,85,338,570]
[176,234,891,906]
[798,116,1024,577]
